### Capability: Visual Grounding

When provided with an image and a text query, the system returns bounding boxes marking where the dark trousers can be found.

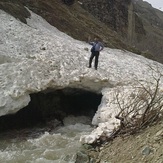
[89,51,99,69]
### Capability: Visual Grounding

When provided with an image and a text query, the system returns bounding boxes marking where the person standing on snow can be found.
[88,37,104,70]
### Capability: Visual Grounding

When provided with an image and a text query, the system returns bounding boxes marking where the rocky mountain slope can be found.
[1,0,163,64]
[132,0,163,63]
[0,1,163,163]
[80,0,163,63]
[0,0,130,50]
[1,0,163,63]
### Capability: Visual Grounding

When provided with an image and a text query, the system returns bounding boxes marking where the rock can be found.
[155,129,163,137]
[141,146,153,155]
[82,144,93,150]
[75,151,89,163]
[154,129,163,141]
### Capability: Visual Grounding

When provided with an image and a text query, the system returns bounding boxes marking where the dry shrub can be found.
[112,65,163,137]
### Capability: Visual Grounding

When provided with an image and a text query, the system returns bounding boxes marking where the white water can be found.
[0,116,93,163]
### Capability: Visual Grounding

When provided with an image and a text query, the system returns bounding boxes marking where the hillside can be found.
[1,0,163,63]
[132,0,163,63]
[0,0,132,51]
[0,1,163,163]
[80,0,163,63]
[2,0,163,63]
[86,119,163,163]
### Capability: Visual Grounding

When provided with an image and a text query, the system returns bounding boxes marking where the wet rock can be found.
[75,151,89,163]
[82,144,93,150]
[141,146,153,155]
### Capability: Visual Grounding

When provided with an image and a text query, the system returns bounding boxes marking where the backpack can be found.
[91,46,95,52]
[91,43,97,52]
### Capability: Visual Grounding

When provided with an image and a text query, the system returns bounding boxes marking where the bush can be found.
[113,65,163,137]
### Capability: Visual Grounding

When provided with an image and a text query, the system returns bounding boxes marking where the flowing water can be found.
[0,116,93,163]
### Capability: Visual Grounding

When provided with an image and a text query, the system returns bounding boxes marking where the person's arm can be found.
[89,42,94,46]
[100,42,104,51]
[87,36,95,45]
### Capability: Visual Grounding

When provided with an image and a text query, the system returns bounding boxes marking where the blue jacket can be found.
[89,41,104,51]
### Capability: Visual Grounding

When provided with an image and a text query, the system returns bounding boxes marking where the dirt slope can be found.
[87,119,163,163]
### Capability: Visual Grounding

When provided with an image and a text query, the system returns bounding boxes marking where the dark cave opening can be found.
[0,88,102,132]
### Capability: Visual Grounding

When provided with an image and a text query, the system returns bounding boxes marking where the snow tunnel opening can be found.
[0,88,102,132]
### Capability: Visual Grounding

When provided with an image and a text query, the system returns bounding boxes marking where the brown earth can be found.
[86,119,163,163]
[0,0,141,53]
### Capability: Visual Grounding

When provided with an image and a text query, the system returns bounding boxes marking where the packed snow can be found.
[0,9,163,143]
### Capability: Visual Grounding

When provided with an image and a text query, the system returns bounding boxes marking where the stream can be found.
[0,116,94,163]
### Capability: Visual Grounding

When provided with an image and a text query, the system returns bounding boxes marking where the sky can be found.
[144,0,163,11]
